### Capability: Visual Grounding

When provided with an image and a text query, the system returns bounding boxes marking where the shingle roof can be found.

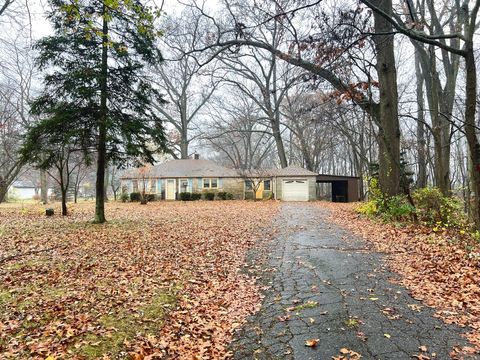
[121,159,239,178]
[122,161,318,179]
[268,166,318,177]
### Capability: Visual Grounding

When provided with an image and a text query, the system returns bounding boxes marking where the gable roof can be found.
[122,160,318,179]
[122,159,239,179]
[268,166,318,177]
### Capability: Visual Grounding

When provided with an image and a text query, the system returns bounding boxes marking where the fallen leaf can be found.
[305,338,319,347]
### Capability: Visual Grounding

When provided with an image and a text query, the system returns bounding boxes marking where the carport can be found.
[316,174,360,203]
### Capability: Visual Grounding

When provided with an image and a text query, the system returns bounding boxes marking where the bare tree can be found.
[204,88,276,169]
[109,165,122,201]
[152,9,217,159]
[0,34,35,202]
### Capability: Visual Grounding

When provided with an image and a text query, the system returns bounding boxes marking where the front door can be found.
[255,181,264,200]
[166,179,176,200]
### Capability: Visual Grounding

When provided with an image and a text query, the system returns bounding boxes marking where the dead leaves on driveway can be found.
[325,202,480,354]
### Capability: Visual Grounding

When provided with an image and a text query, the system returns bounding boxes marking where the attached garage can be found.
[270,166,317,201]
[282,179,309,201]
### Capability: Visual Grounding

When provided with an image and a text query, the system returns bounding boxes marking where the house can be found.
[7,180,38,200]
[7,180,55,201]
[120,158,318,201]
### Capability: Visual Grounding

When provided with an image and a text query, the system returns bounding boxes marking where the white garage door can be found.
[282,179,308,201]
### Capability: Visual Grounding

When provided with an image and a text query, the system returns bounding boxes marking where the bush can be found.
[191,193,202,201]
[217,191,234,200]
[412,187,462,227]
[379,195,415,222]
[204,192,215,201]
[356,200,377,217]
[130,192,141,202]
[120,192,129,203]
[131,192,155,202]
[179,192,192,201]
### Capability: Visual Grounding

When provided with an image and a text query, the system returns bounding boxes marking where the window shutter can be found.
[219,178,223,188]
[157,179,162,193]
[188,178,193,192]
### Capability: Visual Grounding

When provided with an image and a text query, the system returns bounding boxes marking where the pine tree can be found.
[26,0,166,223]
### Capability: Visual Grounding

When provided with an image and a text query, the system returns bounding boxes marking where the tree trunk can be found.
[271,117,288,168]
[372,0,401,196]
[40,169,48,204]
[0,182,8,203]
[94,2,108,224]
[414,51,427,188]
[104,165,109,202]
[61,189,68,216]
[464,43,480,229]
[180,136,189,159]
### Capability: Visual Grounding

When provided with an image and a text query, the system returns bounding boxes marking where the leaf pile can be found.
[323,202,480,352]
[0,201,278,359]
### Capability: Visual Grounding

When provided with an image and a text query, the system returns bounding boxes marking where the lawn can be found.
[0,200,278,359]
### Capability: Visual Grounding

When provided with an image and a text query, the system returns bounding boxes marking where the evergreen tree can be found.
[26,0,166,223]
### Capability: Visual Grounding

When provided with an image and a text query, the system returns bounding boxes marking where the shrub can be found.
[357,194,414,222]
[120,192,129,203]
[204,192,215,201]
[356,200,377,217]
[130,192,141,202]
[379,195,415,222]
[179,192,192,201]
[217,191,227,200]
[145,194,155,202]
[226,193,234,200]
[191,193,202,201]
[131,192,155,202]
[412,187,462,227]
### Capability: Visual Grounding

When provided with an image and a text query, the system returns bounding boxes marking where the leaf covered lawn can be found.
[0,201,278,359]
[324,202,480,356]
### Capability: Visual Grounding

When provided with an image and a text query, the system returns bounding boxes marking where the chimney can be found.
[193,153,200,160]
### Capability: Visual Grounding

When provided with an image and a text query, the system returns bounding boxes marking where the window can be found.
[264,180,271,191]
[245,180,253,190]
[180,179,189,192]
[203,178,218,189]
[150,180,156,193]
[132,180,138,192]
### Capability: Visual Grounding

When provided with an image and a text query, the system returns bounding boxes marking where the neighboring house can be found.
[120,158,319,201]
[7,180,38,200]
[7,180,55,201]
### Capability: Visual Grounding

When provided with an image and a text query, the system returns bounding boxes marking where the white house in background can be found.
[7,180,53,200]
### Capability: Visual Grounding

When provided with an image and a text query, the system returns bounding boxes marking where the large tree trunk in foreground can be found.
[94,3,108,224]
[465,43,480,229]
[372,0,401,196]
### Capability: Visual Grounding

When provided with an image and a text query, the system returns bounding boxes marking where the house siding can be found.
[121,177,245,200]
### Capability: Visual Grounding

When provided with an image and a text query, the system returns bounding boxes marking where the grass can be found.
[76,291,177,358]
[0,200,277,358]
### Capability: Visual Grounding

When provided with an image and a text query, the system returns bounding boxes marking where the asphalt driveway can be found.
[231,203,478,359]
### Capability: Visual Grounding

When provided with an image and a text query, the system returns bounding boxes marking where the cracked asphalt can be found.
[231,203,478,359]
